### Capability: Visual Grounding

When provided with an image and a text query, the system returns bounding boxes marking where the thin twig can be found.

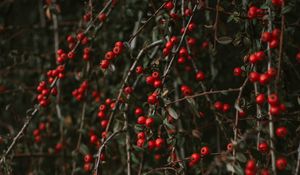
[165,88,241,106]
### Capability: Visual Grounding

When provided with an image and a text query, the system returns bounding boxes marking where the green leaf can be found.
[166,107,178,119]
[217,36,233,45]
[236,152,247,163]
[281,6,293,14]
[79,144,89,155]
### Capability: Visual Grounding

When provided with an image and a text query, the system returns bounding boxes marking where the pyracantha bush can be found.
[0,0,300,174]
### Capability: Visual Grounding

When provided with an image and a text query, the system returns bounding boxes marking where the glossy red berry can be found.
[155,138,164,149]
[256,94,265,105]
[200,146,210,156]
[276,126,287,138]
[268,94,279,106]
[259,73,270,85]
[188,22,196,32]
[83,163,92,172]
[276,157,287,170]
[191,153,200,163]
[258,142,269,153]
[148,140,156,150]
[246,159,256,171]
[222,103,231,112]
[145,117,154,128]
[136,66,143,74]
[98,13,107,22]
[269,39,278,49]
[249,72,260,82]
[233,67,243,76]
[137,139,145,147]
[195,71,205,81]
[137,132,145,140]
[100,59,110,69]
[135,107,143,116]
[214,101,223,111]
[261,32,272,42]
[137,116,146,125]
[146,76,155,85]
[227,143,233,152]
[84,154,93,163]
[164,1,174,10]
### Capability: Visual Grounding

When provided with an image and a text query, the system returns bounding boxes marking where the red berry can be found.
[267,67,277,78]
[249,54,258,64]
[147,94,157,104]
[214,101,223,111]
[136,66,143,74]
[272,28,281,39]
[276,157,287,170]
[98,13,107,22]
[238,110,247,117]
[67,35,75,43]
[165,41,173,50]
[233,67,243,76]
[39,123,46,130]
[255,51,265,61]
[83,163,92,172]
[153,80,162,88]
[179,47,188,57]
[227,143,233,152]
[105,51,115,60]
[100,120,108,128]
[188,22,196,32]
[97,111,106,119]
[258,142,269,153]
[137,116,146,125]
[148,140,156,150]
[268,94,279,106]
[187,37,196,46]
[249,72,260,82]
[151,72,160,79]
[100,59,110,69]
[113,46,122,56]
[164,1,174,10]
[246,159,256,171]
[191,153,200,163]
[276,126,287,138]
[269,39,278,49]
[137,139,145,147]
[90,135,98,144]
[222,103,231,112]
[170,36,178,44]
[146,76,155,85]
[177,57,185,64]
[124,86,133,94]
[137,132,145,140]
[259,73,270,85]
[155,138,164,149]
[260,169,270,175]
[184,8,193,17]
[296,52,300,62]
[200,146,210,156]
[135,107,143,116]
[248,6,258,19]
[261,32,272,42]
[201,41,209,49]
[145,117,154,128]
[84,154,93,163]
[195,71,205,81]
[33,129,40,137]
[256,94,265,105]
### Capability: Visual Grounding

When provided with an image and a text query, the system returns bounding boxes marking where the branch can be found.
[165,88,241,106]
